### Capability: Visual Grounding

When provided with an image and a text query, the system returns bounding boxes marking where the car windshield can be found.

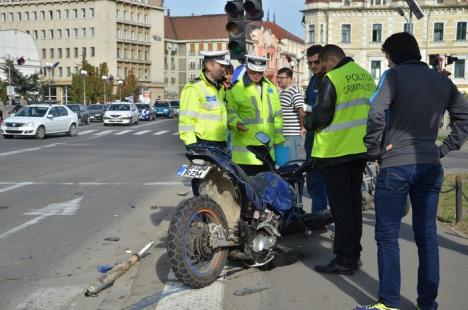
[15,106,49,117]
[88,105,104,111]
[136,104,150,110]
[170,101,180,107]
[67,105,80,112]
[155,102,169,108]
[108,104,130,111]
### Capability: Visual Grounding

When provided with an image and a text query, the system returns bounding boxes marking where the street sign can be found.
[6,86,16,96]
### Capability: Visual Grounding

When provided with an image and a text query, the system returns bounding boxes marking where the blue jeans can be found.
[304,131,328,213]
[374,164,443,309]
[283,135,301,161]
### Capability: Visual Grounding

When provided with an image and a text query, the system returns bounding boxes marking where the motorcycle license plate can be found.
[176,164,211,179]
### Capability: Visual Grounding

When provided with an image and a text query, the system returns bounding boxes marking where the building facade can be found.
[303,0,468,91]
[0,0,165,103]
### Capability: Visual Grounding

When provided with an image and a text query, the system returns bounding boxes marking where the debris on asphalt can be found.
[150,205,159,210]
[130,205,135,208]
[125,250,132,254]
[234,285,271,296]
[177,191,190,196]
[97,265,113,273]
[104,237,120,242]
[84,241,154,297]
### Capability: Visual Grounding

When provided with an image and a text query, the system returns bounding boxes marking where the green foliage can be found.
[0,58,42,100]
[121,70,138,101]
[70,61,115,104]
[0,79,6,103]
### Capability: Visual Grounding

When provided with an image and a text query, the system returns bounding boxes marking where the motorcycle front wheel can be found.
[167,195,228,288]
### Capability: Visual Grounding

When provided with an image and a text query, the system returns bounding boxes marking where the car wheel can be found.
[35,126,46,139]
[68,123,77,137]
[3,134,13,139]
[104,123,108,126]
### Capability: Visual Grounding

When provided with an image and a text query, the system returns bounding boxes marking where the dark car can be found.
[154,100,179,118]
[87,104,107,122]
[136,103,156,121]
[66,104,90,125]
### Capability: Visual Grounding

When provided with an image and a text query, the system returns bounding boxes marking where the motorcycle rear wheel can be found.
[167,196,228,288]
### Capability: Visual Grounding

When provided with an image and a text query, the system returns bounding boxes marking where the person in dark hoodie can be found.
[311,45,376,275]
[355,33,468,310]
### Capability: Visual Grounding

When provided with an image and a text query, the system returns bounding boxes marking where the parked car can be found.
[136,103,156,121]
[154,100,179,118]
[87,104,107,122]
[103,102,139,126]
[66,103,90,125]
[0,104,78,139]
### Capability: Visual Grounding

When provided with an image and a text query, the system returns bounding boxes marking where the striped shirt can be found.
[280,85,305,136]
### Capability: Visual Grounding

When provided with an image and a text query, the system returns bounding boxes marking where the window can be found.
[456,22,467,41]
[58,67,63,77]
[91,47,95,57]
[50,48,54,59]
[124,11,128,20]
[138,13,141,22]
[65,29,70,38]
[308,25,315,44]
[116,9,120,18]
[33,30,38,39]
[33,11,37,20]
[131,31,135,40]
[57,29,62,39]
[49,10,53,20]
[434,22,444,42]
[144,69,148,80]
[341,24,351,43]
[67,67,71,77]
[131,12,134,21]
[0,13,5,22]
[74,47,78,58]
[82,28,87,37]
[454,59,465,78]
[9,12,14,21]
[124,49,128,58]
[73,28,78,38]
[117,48,121,58]
[124,30,128,39]
[145,51,149,61]
[189,61,196,70]
[371,61,381,79]
[66,48,70,58]
[49,29,54,39]
[56,10,61,19]
[372,24,382,42]
[144,14,148,24]
[90,27,95,37]
[75,67,79,74]
[40,11,45,20]
[25,12,30,21]
[81,8,86,18]
[73,9,78,18]
[145,33,149,42]
[404,23,413,33]
[82,47,87,57]
[65,9,69,19]
[17,12,22,21]
[132,50,135,59]
[89,8,95,17]
[58,48,62,58]
[41,30,46,39]
[320,24,324,43]
[42,49,46,59]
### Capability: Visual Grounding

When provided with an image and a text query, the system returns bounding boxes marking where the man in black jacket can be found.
[311,45,376,275]
[355,32,468,310]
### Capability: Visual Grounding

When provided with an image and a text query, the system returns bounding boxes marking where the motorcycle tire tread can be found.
[167,195,229,289]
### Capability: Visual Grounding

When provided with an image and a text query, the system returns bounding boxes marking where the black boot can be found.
[315,258,354,275]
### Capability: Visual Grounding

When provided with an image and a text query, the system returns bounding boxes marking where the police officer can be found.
[310,45,376,275]
[178,50,230,148]
[226,55,284,176]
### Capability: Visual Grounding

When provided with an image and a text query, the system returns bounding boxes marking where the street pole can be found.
[409,10,413,34]
[81,70,87,105]
[102,75,108,104]
[48,68,52,101]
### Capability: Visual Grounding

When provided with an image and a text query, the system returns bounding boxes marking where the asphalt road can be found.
[0,120,467,310]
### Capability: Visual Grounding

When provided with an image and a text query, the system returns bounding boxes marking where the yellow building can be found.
[0,0,165,103]
[303,0,468,91]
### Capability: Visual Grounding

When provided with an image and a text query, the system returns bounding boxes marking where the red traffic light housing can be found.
[244,0,263,21]
[225,0,246,60]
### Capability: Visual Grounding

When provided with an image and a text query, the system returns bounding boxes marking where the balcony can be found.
[116,18,151,28]
[116,37,151,46]
[117,57,151,65]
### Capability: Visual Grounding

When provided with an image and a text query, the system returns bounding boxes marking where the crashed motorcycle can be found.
[167,132,333,288]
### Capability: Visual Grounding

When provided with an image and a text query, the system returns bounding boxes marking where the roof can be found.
[260,21,304,44]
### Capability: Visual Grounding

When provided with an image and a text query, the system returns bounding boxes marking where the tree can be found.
[0,80,6,103]
[0,58,42,101]
[121,70,138,101]
[70,61,114,104]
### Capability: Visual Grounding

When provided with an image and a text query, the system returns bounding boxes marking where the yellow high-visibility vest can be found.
[178,72,227,145]
[226,77,284,165]
[312,61,376,158]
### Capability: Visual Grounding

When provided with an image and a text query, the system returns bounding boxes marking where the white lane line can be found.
[155,271,224,310]
[78,129,97,135]
[16,285,85,310]
[115,130,134,135]
[143,182,184,186]
[134,130,152,135]
[154,130,169,135]
[93,130,116,136]
[0,182,34,193]
[132,118,174,129]
[0,197,82,239]
[172,132,178,135]
[0,143,66,157]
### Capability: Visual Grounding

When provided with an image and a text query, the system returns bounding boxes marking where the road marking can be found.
[0,143,66,157]
[78,129,97,135]
[93,130,116,136]
[134,130,152,135]
[115,130,134,135]
[15,285,85,310]
[0,197,82,239]
[132,119,174,129]
[154,130,169,135]
[155,271,224,310]
[143,181,184,186]
[0,182,34,193]
[172,132,178,135]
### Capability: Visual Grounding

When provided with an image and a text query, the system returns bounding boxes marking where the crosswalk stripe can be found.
[115,130,133,135]
[93,130,116,136]
[172,132,178,135]
[134,130,152,135]
[154,130,169,135]
[78,130,96,135]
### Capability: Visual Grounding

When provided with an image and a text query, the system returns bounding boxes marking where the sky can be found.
[163,0,306,38]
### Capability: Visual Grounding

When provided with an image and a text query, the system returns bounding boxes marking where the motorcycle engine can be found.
[251,209,281,253]
[252,231,276,252]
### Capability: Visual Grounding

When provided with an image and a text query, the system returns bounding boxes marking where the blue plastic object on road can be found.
[275,145,289,167]
[97,264,113,273]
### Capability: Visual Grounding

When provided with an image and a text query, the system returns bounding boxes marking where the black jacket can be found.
[364,60,468,168]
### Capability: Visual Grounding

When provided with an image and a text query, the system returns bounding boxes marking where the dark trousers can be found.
[320,159,365,265]
[304,131,328,213]
[239,164,270,177]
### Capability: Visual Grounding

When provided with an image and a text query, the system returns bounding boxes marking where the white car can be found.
[103,102,139,126]
[0,104,78,139]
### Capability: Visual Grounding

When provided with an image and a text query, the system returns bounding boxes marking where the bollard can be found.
[455,176,463,224]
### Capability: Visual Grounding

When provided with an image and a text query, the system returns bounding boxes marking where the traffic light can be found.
[244,0,263,21]
[225,0,246,60]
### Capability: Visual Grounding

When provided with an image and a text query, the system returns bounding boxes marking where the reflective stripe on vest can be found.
[179,110,223,121]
